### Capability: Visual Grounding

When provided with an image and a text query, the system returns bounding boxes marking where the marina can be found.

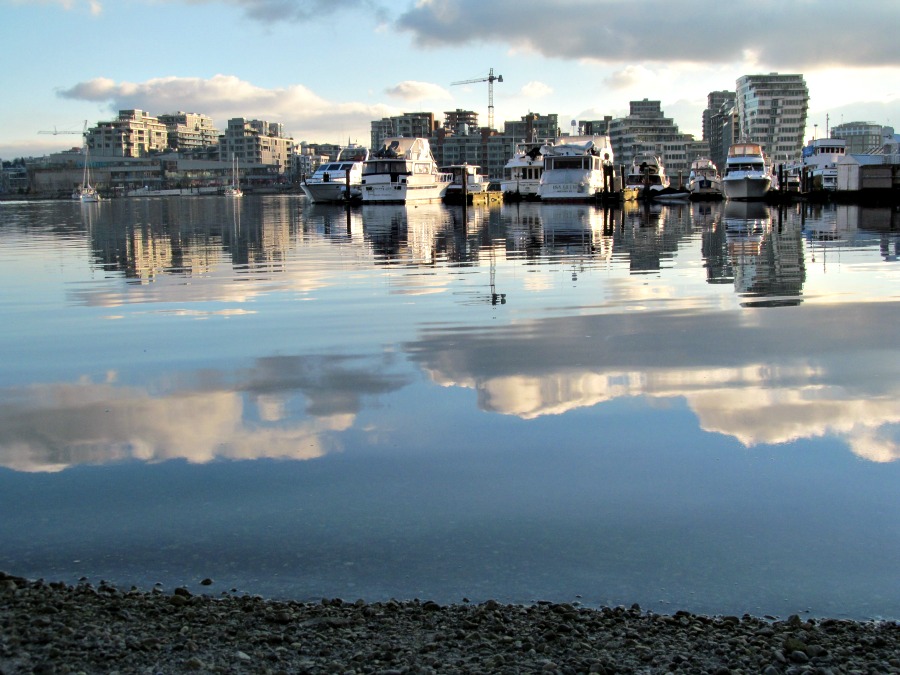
[0,195,898,621]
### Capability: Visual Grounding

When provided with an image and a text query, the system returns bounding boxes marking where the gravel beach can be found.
[1,571,898,674]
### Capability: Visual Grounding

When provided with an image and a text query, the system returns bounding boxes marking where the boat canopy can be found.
[372,137,433,162]
[728,143,764,157]
[337,146,368,162]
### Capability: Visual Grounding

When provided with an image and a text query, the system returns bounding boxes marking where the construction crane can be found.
[451,68,503,131]
[38,120,88,138]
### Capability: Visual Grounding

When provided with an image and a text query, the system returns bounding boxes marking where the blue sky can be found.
[2,0,900,159]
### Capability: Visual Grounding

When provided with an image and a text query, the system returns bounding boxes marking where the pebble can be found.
[0,571,897,674]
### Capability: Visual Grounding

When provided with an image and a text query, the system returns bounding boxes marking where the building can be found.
[503,112,560,142]
[219,118,293,176]
[830,121,885,154]
[735,73,809,164]
[608,99,695,174]
[705,93,739,171]
[87,110,169,158]
[157,112,220,152]
[443,109,479,135]
[370,112,436,149]
[703,91,734,143]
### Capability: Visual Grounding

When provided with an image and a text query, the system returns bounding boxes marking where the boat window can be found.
[363,161,412,175]
[548,157,586,170]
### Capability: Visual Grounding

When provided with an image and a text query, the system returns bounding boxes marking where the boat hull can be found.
[723,175,771,200]
[500,180,541,200]
[538,172,607,202]
[360,180,449,203]
[302,181,357,203]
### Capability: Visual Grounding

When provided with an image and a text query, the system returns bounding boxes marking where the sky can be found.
[2,0,900,159]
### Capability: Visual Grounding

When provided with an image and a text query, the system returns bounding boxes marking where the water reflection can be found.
[0,197,898,473]
[0,353,408,473]
[2,196,899,619]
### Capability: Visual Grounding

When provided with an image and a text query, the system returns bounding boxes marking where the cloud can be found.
[171,0,378,23]
[396,0,900,70]
[604,66,654,91]
[385,80,452,102]
[0,353,410,472]
[55,74,396,142]
[520,81,552,98]
[405,299,900,462]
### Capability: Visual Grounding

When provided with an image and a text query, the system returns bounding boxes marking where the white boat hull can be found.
[538,171,607,201]
[500,179,541,198]
[361,179,449,203]
[723,175,771,200]
[302,181,357,203]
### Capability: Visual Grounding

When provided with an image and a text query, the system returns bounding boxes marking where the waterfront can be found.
[0,196,898,621]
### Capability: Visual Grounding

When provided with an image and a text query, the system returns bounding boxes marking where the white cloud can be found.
[384,80,452,102]
[520,81,552,98]
[55,74,396,142]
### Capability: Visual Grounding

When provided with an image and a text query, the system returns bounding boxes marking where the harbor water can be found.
[0,196,898,620]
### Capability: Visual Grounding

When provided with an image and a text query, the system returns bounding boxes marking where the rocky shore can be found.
[1,572,898,674]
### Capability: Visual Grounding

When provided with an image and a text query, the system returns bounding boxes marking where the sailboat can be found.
[224,154,243,197]
[72,140,100,203]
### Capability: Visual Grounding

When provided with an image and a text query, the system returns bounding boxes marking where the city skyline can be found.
[2,0,899,159]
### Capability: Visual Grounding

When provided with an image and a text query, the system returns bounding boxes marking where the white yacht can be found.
[801,137,847,191]
[72,143,100,203]
[499,142,546,200]
[224,154,243,198]
[301,144,369,203]
[360,137,450,203]
[687,158,723,200]
[537,135,615,201]
[441,163,490,203]
[624,154,670,198]
[722,142,772,200]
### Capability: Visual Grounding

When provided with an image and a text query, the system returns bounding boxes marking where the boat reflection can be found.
[723,202,805,306]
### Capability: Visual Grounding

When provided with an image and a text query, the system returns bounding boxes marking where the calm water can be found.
[0,196,898,620]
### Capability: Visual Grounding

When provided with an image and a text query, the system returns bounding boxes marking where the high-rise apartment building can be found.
[735,73,808,164]
[220,118,293,174]
[370,112,436,149]
[704,92,738,170]
[608,99,694,173]
[503,112,559,143]
[87,110,169,157]
[703,91,734,142]
[157,112,220,151]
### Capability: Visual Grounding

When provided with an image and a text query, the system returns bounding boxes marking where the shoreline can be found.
[2,572,898,674]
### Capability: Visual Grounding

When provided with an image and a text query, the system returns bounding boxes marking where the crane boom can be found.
[37,120,88,135]
[450,68,503,131]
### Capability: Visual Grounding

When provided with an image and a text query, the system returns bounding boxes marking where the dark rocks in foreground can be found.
[1,572,898,674]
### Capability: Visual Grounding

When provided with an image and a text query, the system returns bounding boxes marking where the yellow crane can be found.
[451,68,503,131]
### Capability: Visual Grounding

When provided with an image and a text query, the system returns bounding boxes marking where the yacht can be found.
[441,163,490,203]
[722,142,772,200]
[72,143,100,203]
[687,158,723,200]
[624,154,670,198]
[301,144,369,203]
[801,137,847,191]
[224,154,243,198]
[499,142,546,200]
[360,137,450,203]
[537,135,615,201]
